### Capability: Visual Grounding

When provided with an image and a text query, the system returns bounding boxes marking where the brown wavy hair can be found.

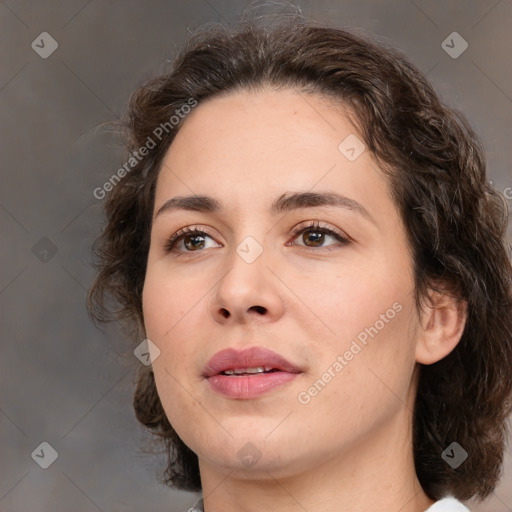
[87,9,512,502]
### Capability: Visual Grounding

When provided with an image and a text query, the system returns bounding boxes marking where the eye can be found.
[288,220,349,249]
[164,221,350,255]
[164,226,220,253]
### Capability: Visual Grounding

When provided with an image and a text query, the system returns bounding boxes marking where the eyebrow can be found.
[155,191,376,224]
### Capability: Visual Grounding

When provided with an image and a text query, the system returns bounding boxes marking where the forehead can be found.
[169,87,354,155]
[153,87,396,226]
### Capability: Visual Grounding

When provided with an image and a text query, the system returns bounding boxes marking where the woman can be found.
[87,10,512,512]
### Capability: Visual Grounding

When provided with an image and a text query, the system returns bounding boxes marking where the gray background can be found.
[1,1,511,511]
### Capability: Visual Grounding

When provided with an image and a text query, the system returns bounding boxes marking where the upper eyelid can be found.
[169,221,343,240]
[291,220,345,234]
[290,221,351,244]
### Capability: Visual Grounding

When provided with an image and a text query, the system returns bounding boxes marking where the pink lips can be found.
[203,347,302,399]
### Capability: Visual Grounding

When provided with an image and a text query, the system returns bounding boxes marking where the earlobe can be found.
[415,290,468,365]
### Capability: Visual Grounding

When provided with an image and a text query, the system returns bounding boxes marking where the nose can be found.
[210,239,285,325]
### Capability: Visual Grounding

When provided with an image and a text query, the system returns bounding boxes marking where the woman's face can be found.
[142,88,422,478]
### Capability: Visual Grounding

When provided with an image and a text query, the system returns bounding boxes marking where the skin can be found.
[142,87,467,512]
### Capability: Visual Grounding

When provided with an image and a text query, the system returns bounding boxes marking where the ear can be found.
[415,287,468,365]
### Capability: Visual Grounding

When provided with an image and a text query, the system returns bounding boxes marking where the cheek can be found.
[142,271,207,434]
[142,260,201,341]
[300,303,417,445]
[320,256,408,340]
[142,261,211,381]
[310,252,417,394]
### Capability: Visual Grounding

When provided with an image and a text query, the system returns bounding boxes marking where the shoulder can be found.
[425,497,470,511]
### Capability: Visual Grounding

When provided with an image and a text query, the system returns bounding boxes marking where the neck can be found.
[197,403,434,512]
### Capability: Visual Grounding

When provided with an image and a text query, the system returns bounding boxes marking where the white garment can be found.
[190,495,470,511]
[425,497,470,511]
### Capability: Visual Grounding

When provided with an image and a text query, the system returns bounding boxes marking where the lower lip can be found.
[206,371,299,399]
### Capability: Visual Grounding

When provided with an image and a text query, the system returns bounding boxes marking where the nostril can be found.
[250,305,267,315]
[221,308,230,318]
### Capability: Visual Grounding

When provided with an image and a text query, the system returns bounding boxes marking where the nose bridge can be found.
[224,232,269,294]
[224,210,274,270]
[210,227,284,323]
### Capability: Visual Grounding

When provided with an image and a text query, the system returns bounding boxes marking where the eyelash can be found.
[164,221,350,254]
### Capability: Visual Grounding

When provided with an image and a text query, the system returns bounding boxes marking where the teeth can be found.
[222,366,274,375]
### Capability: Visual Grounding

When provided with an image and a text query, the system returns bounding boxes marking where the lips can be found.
[203,347,301,377]
[202,347,302,399]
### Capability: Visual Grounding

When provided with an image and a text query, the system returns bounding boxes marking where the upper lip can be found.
[203,346,302,377]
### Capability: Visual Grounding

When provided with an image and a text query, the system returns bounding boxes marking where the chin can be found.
[196,433,312,476]
[203,448,301,478]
